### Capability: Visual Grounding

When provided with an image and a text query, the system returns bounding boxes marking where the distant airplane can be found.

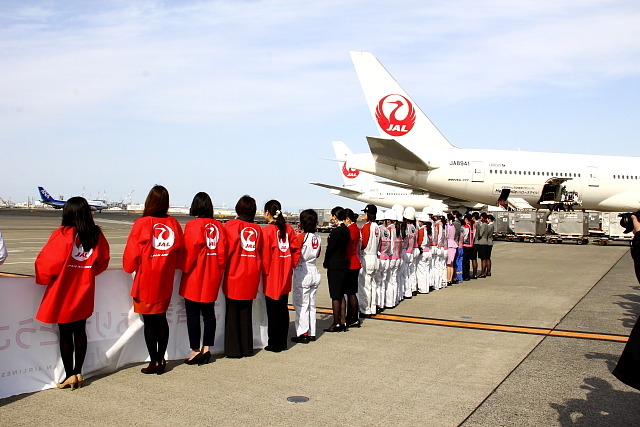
[343,51,640,212]
[311,141,481,211]
[38,186,108,212]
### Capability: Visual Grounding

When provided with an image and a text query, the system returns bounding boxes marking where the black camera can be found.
[618,211,640,233]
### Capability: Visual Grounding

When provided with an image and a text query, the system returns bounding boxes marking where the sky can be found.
[2,0,640,211]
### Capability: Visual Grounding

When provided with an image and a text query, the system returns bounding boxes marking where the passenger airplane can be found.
[38,187,108,212]
[343,51,640,212]
[312,141,482,211]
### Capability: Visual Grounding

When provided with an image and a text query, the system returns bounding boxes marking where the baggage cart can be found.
[494,211,514,240]
[513,210,547,243]
[546,211,589,244]
[593,212,633,245]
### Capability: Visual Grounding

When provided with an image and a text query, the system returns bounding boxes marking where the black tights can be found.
[141,313,169,363]
[58,319,87,380]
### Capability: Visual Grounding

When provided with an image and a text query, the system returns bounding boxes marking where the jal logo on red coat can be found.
[278,232,290,253]
[311,235,319,250]
[342,163,360,179]
[376,94,416,136]
[205,223,220,250]
[152,223,175,250]
[72,234,93,262]
[240,227,257,252]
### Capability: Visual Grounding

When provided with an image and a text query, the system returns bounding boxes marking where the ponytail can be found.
[265,199,287,242]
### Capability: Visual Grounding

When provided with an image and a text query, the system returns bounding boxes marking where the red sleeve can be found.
[123,219,147,274]
[93,232,111,276]
[289,225,301,266]
[217,222,228,269]
[260,226,273,275]
[182,220,204,274]
[417,227,424,246]
[361,223,370,250]
[35,228,69,286]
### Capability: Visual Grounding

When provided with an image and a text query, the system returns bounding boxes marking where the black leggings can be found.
[141,313,169,363]
[184,298,216,350]
[58,319,87,380]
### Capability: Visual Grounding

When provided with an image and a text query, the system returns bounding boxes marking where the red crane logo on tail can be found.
[342,163,360,179]
[376,94,416,137]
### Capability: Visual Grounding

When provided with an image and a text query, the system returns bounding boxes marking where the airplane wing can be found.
[366,136,439,171]
[310,183,362,196]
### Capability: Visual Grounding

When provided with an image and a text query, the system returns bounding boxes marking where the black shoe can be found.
[323,325,342,333]
[471,276,477,280]
[264,346,283,352]
[359,312,372,319]
[291,335,310,344]
[198,351,211,365]
[347,320,361,328]
[487,273,492,277]
[412,291,418,296]
[478,275,486,279]
[184,353,203,365]
[308,336,316,341]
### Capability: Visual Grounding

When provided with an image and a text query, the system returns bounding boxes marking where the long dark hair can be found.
[265,199,286,241]
[235,195,256,222]
[299,209,318,233]
[142,185,169,218]
[61,197,101,251]
[189,192,213,218]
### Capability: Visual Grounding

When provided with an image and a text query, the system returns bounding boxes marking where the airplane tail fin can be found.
[332,141,376,188]
[38,186,53,202]
[350,51,456,153]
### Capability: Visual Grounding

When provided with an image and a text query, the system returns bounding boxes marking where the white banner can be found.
[0,270,268,399]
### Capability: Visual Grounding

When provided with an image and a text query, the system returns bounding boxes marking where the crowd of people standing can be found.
[31,185,495,389]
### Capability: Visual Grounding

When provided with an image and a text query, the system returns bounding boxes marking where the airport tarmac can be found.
[1,209,639,426]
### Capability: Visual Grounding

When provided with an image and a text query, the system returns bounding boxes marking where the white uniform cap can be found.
[403,206,416,221]
[392,204,404,217]
[383,209,396,221]
[422,207,433,216]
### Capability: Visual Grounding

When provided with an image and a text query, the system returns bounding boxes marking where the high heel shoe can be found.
[75,374,84,389]
[198,351,211,365]
[184,352,203,365]
[156,359,167,375]
[141,361,158,374]
[323,324,342,333]
[57,375,77,390]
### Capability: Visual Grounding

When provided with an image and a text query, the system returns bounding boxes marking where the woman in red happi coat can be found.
[123,185,183,375]
[35,197,110,390]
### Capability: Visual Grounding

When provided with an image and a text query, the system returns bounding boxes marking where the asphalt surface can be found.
[1,209,639,426]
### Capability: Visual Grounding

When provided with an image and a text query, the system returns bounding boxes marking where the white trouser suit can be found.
[292,232,321,337]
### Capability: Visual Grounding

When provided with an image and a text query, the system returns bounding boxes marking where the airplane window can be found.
[518,171,521,175]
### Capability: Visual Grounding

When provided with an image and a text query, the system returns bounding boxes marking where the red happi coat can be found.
[35,226,110,324]
[223,219,262,300]
[260,223,301,300]
[346,222,362,270]
[123,216,184,303]
[179,218,228,303]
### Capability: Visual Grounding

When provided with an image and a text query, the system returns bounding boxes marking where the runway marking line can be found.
[289,305,629,343]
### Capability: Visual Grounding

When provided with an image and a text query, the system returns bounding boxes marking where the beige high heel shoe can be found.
[75,374,83,389]
[57,375,78,390]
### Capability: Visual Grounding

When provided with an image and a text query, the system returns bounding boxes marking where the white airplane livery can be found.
[312,141,465,211]
[344,51,640,212]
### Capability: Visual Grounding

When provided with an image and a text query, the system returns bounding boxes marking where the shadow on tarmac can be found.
[549,352,640,426]
[615,284,640,329]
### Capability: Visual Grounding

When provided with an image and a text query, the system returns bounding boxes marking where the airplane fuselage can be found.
[348,148,640,212]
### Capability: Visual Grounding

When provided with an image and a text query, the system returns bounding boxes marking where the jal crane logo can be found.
[152,223,175,250]
[311,235,319,250]
[71,234,93,262]
[278,232,290,253]
[342,163,360,179]
[375,94,416,136]
[205,223,220,250]
[240,227,257,252]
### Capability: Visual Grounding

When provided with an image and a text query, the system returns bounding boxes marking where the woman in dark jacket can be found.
[322,206,350,332]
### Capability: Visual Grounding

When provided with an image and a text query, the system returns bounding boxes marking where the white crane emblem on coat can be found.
[152,223,175,250]
[71,234,93,261]
[278,232,290,253]
[240,227,257,251]
[311,235,319,250]
[205,223,219,250]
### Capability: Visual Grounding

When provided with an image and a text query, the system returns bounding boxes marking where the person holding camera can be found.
[613,213,640,390]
